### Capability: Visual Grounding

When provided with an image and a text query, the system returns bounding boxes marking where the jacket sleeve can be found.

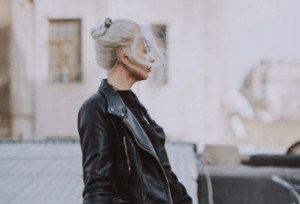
[78,98,116,204]
[161,146,193,204]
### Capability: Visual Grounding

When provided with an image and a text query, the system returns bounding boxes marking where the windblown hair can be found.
[91,18,166,73]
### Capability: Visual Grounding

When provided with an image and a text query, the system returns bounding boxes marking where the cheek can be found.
[132,60,147,70]
[136,53,147,61]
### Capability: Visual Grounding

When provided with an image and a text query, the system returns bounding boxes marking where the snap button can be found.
[121,113,125,117]
[110,108,114,112]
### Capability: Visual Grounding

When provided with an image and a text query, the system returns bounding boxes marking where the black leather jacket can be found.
[78,79,193,204]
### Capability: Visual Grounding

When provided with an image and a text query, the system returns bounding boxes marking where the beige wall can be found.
[5,0,300,154]
[4,0,232,153]
[10,0,34,139]
[230,117,300,152]
[110,0,232,150]
[33,0,109,138]
[238,60,300,152]
[31,0,231,151]
[0,0,12,138]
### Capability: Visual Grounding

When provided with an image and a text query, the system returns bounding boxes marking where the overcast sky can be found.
[228,0,300,89]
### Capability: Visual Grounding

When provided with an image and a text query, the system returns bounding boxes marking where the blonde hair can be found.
[91,18,166,73]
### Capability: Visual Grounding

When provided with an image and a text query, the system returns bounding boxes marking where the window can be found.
[150,24,167,84]
[48,19,82,83]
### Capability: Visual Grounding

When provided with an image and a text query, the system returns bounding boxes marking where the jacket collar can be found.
[98,79,128,118]
[98,79,158,157]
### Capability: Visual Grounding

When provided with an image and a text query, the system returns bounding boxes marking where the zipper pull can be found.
[123,136,132,175]
[143,115,150,125]
[128,166,131,175]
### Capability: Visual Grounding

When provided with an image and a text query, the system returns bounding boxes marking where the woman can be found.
[78,18,193,204]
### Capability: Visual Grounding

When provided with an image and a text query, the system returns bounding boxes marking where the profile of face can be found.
[120,38,155,81]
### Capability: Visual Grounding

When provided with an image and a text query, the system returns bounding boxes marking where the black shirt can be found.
[117,90,153,126]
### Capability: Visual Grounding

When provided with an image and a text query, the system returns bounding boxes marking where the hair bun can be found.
[91,18,113,39]
[91,25,106,39]
[104,18,112,28]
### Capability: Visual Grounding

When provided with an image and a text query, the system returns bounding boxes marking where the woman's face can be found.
[125,38,154,81]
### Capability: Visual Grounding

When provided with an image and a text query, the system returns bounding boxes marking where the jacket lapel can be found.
[123,109,157,157]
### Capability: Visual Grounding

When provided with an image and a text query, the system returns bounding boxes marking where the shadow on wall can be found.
[0,26,11,138]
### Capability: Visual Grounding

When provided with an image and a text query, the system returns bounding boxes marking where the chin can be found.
[136,74,149,81]
[128,67,149,81]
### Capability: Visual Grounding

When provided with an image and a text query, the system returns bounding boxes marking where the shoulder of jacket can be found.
[79,91,108,113]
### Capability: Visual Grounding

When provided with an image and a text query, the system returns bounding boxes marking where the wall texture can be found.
[0,0,12,138]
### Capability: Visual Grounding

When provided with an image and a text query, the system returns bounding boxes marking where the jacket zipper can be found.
[123,136,131,175]
[124,121,174,204]
[143,115,150,125]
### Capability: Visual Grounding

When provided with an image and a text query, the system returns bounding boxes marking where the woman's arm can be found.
[78,96,116,204]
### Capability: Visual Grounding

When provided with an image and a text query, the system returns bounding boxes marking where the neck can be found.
[107,62,136,90]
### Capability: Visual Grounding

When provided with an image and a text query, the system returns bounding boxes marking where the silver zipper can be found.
[143,115,150,125]
[123,136,131,175]
[124,121,174,204]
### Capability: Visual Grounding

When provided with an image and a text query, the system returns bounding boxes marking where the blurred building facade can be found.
[1,0,233,150]
[0,0,34,139]
[239,59,300,151]
[0,0,12,138]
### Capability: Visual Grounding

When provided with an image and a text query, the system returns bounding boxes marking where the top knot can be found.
[104,18,112,28]
[91,18,113,39]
